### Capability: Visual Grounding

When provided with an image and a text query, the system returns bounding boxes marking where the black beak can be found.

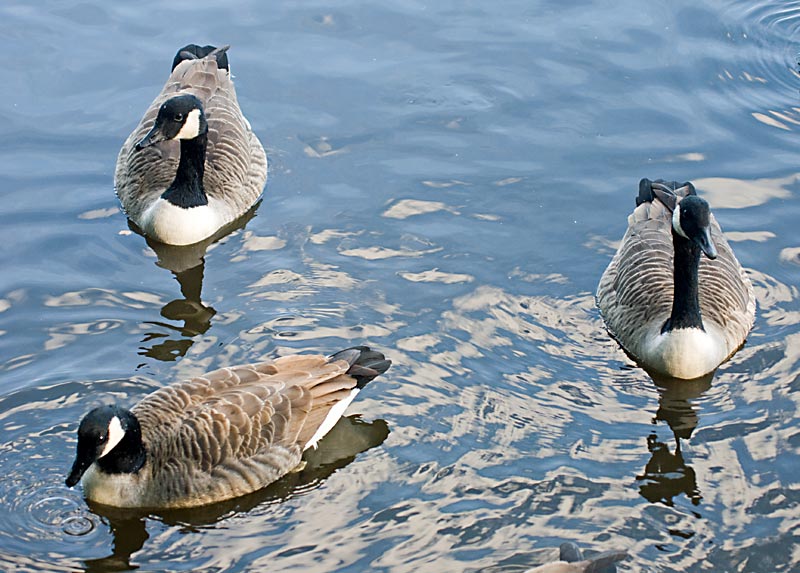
[135,123,168,151]
[65,453,93,487]
[696,228,717,260]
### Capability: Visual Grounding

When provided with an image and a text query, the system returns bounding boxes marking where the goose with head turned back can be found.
[596,178,755,379]
[65,346,390,509]
[115,44,267,246]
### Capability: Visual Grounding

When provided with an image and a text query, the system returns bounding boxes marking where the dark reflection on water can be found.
[651,376,712,441]
[0,0,799,571]
[82,513,148,573]
[637,434,701,509]
[138,262,216,362]
[636,376,711,508]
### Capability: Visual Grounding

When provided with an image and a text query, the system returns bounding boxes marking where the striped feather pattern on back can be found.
[127,354,366,508]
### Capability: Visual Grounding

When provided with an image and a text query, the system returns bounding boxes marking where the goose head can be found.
[671,195,717,260]
[135,94,207,150]
[65,405,141,487]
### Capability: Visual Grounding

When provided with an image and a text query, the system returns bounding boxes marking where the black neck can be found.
[662,230,704,333]
[96,416,147,475]
[161,133,208,208]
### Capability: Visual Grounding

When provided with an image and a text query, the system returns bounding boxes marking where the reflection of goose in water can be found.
[66,347,391,509]
[635,374,711,506]
[81,510,147,573]
[139,262,217,362]
[137,205,258,362]
[638,433,700,507]
[139,261,216,362]
[81,414,389,571]
[526,542,627,573]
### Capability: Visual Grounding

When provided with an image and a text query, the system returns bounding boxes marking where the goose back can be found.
[115,50,267,233]
[597,184,755,373]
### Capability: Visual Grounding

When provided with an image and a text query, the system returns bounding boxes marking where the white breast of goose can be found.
[81,465,149,508]
[640,321,729,379]
[139,197,225,246]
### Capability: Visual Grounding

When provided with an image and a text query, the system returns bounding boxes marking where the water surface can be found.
[0,0,799,571]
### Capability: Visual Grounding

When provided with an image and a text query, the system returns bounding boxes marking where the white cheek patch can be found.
[672,202,689,239]
[175,108,201,140]
[99,416,125,458]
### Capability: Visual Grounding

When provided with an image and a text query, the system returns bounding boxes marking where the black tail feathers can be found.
[636,177,696,208]
[172,44,230,72]
[584,550,629,573]
[558,542,627,573]
[558,542,584,563]
[330,346,392,388]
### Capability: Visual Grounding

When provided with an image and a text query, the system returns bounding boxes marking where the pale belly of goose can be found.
[139,197,225,246]
[81,465,149,508]
[639,323,730,379]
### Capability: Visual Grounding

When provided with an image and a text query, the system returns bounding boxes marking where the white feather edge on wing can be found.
[303,388,360,451]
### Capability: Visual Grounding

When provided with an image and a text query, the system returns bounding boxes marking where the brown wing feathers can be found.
[136,348,390,491]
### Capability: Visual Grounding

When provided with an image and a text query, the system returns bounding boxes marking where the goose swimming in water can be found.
[526,542,627,573]
[596,178,755,379]
[115,44,267,246]
[65,346,390,509]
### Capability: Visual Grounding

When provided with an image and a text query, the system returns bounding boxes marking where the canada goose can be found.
[65,346,391,509]
[597,178,755,379]
[115,44,267,246]
[526,542,627,573]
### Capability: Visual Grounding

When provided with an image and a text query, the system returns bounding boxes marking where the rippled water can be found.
[1,0,799,571]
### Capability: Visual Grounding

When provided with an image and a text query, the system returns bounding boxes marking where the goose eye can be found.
[174,113,184,122]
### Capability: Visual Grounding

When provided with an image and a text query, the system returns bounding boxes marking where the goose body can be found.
[115,44,267,246]
[597,179,755,379]
[526,542,627,573]
[66,347,390,509]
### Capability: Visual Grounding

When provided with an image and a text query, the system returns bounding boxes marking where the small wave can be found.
[28,491,98,536]
[719,0,800,112]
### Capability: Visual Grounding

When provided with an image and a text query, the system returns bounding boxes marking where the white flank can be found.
[175,109,202,140]
[303,388,360,451]
[140,198,222,245]
[672,201,689,239]
[641,326,728,379]
[99,416,125,458]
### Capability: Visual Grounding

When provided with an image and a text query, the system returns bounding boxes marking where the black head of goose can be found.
[65,346,390,509]
[115,44,267,246]
[135,94,209,211]
[596,178,755,379]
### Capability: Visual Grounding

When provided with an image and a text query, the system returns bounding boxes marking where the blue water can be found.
[0,0,799,571]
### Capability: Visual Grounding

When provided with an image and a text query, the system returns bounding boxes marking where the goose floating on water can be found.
[596,178,755,379]
[65,346,390,509]
[526,542,627,573]
[115,44,267,246]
